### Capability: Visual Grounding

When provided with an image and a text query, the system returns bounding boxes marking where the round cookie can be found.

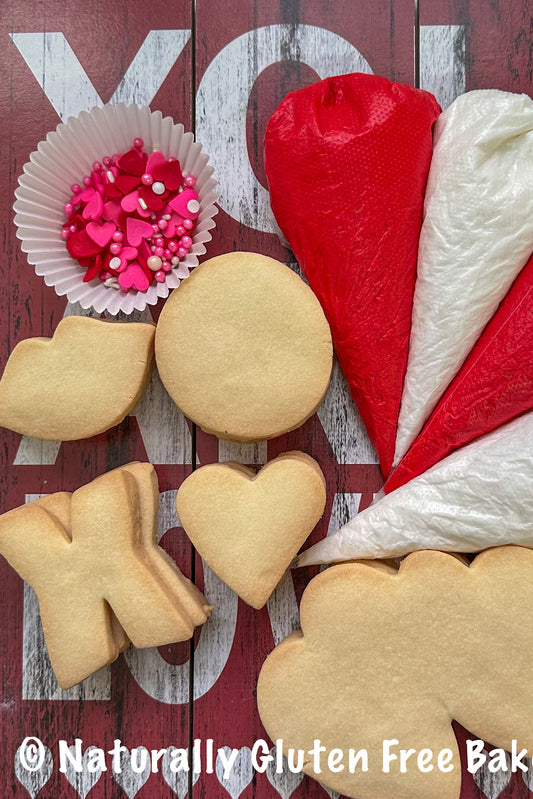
[155,252,333,441]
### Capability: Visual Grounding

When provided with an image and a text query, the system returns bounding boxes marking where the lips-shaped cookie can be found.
[176,452,326,608]
[0,316,155,440]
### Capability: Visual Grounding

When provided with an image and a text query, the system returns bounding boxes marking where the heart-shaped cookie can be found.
[176,452,326,608]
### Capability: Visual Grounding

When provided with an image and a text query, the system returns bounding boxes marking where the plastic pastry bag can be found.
[386,255,533,493]
[264,73,440,477]
[295,410,533,566]
[395,89,533,465]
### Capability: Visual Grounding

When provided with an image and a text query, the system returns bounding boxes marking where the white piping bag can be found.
[296,410,533,566]
[394,90,533,465]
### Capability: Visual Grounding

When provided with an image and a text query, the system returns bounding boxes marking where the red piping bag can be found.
[264,73,440,476]
[385,256,533,494]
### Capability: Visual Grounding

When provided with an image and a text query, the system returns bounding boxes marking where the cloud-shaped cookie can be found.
[0,316,155,440]
[258,547,533,799]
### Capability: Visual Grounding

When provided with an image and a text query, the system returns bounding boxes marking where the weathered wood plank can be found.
[192,2,411,796]
[0,0,194,796]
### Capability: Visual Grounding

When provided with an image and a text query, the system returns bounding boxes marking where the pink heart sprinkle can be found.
[86,221,116,248]
[102,200,123,224]
[118,261,150,292]
[82,190,104,220]
[121,246,138,261]
[168,188,200,219]
[126,217,154,247]
[146,151,166,173]
[121,190,141,213]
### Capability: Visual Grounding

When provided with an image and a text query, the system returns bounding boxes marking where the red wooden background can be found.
[1,1,532,797]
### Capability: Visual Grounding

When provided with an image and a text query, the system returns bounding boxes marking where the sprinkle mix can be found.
[62,139,200,292]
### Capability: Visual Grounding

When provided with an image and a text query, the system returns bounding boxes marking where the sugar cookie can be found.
[0,462,211,689]
[0,316,155,440]
[258,547,533,799]
[155,252,333,441]
[176,452,326,608]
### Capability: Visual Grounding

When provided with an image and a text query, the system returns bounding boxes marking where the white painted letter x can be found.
[10,30,191,121]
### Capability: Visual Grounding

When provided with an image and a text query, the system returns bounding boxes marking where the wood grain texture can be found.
[1,0,532,797]
[1,1,193,797]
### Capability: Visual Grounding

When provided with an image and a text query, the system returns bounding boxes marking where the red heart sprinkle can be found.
[115,174,142,195]
[67,230,104,259]
[117,148,147,176]
[83,254,103,282]
[152,159,182,191]
[139,184,165,211]
[103,182,122,202]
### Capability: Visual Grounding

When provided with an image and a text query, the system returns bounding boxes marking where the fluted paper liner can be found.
[14,103,219,315]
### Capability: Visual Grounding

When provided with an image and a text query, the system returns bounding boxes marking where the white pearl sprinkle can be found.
[106,170,115,183]
[187,199,200,214]
[171,256,179,265]
[138,197,148,210]
[162,214,171,220]
[147,255,163,271]
[109,257,121,270]
[152,181,165,195]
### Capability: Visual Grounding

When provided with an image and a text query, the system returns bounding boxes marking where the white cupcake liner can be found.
[14,103,219,315]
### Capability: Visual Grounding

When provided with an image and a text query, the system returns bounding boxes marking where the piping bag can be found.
[295,410,533,566]
[394,89,533,465]
[386,254,533,493]
[264,74,440,477]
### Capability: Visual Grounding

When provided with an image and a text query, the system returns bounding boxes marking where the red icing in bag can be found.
[264,73,440,476]
[385,256,533,493]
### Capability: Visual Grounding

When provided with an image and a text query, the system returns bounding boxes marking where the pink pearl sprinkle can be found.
[64,203,74,217]
[177,247,187,258]
[168,240,178,252]
[176,225,186,236]
[69,224,77,234]
[134,138,144,149]
[154,246,165,257]
[183,218,194,230]
[184,175,196,188]
[82,175,92,187]
[181,235,192,249]
[162,260,172,272]
[61,229,70,240]
[154,270,166,283]
[164,248,172,260]
[103,156,113,168]
[109,242,122,255]
[155,237,164,247]
[142,173,153,186]
[112,231,123,242]
[71,183,81,194]
[92,161,102,172]
[168,156,176,162]
[151,224,160,235]
[158,218,168,230]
